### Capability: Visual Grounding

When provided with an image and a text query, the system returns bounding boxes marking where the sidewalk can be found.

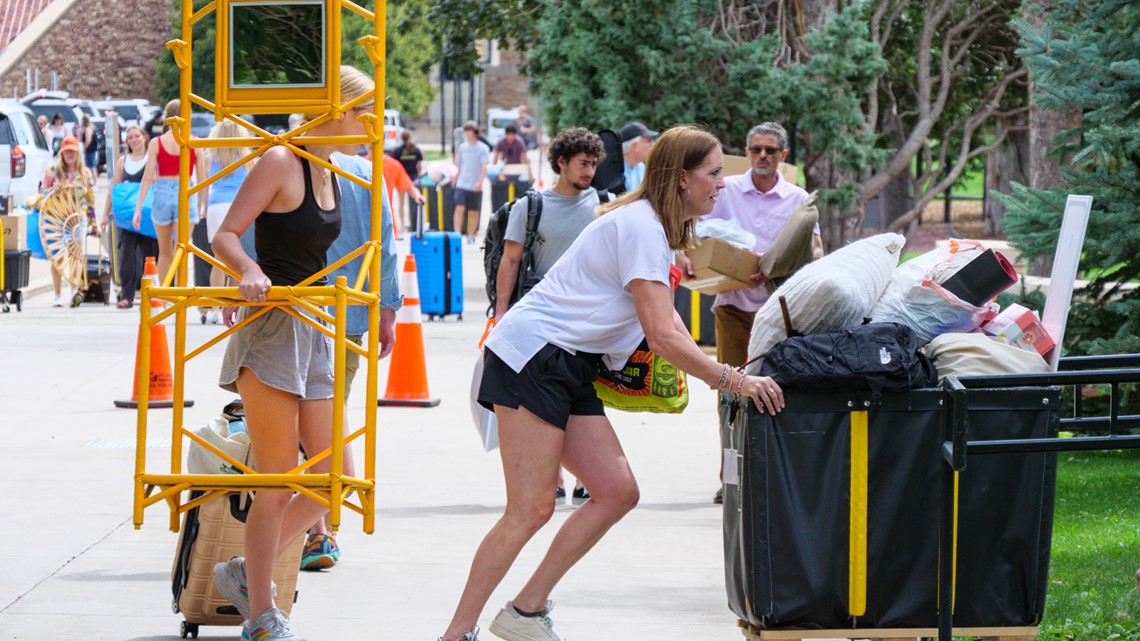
[0,221,748,640]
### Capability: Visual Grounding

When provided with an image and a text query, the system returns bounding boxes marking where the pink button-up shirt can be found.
[702,171,812,312]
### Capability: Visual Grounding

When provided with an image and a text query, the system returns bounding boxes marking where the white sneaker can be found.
[208,309,223,324]
[52,293,64,307]
[489,601,563,641]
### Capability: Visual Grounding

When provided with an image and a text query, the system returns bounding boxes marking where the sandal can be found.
[116,299,133,310]
[70,291,84,308]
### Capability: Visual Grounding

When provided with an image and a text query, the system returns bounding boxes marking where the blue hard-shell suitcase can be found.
[411,231,463,320]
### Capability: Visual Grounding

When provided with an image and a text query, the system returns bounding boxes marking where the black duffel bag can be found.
[759,322,937,395]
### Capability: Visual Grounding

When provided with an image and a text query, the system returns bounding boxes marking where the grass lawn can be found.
[1038,449,1140,640]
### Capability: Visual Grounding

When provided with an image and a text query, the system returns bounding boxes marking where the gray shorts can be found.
[219,307,335,400]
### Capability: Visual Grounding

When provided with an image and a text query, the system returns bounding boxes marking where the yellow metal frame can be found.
[133,0,388,534]
[215,0,341,115]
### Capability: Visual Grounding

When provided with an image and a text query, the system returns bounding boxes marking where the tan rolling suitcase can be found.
[170,492,304,639]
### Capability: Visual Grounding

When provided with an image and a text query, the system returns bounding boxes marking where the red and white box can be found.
[982,303,1056,356]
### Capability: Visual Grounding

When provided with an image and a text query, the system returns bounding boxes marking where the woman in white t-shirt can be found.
[439,126,786,641]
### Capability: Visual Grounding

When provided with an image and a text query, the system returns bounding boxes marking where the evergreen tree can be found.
[1000,0,1140,355]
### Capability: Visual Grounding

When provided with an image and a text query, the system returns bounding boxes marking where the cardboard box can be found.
[2,214,26,251]
[682,237,760,294]
[721,155,799,184]
[982,303,1056,356]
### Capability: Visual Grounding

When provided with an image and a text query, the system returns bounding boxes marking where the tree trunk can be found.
[876,170,914,230]
[983,128,1029,237]
[1025,0,1081,275]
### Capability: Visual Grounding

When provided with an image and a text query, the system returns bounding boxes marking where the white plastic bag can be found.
[187,417,250,474]
[470,354,499,452]
[871,240,991,346]
[694,219,756,250]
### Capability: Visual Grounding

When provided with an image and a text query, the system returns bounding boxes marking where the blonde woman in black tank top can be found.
[208,66,375,641]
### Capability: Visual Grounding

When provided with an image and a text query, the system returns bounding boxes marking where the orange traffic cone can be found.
[114,257,194,408]
[378,254,440,407]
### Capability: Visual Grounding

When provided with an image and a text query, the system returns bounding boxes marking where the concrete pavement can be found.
[0,211,753,640]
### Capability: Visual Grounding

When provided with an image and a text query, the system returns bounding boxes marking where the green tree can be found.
[999,0,1140,355]
[155,0,435,116]
[526,0,885,223]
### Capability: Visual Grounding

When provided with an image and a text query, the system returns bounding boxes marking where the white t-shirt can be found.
[485,199,673,372]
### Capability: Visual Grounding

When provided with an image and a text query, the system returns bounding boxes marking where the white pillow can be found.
[746,233,906,373]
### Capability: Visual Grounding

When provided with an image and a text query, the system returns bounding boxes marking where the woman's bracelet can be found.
[735,370,745,395]
[711,362,730,391]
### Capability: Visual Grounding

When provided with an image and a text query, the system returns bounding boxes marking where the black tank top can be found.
[254,158,342,286]
[123,155,145,183]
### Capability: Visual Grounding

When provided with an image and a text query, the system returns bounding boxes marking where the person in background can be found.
[100,125,159,310]
[516,105,537,150]
[675,121,820,504]
[45,112,68,156]
[453,121,489,243]
[42,136,96,307]
[491,124,528,167]
[210,66,375,641]
[380,152,425,237]
[200,119,259,324]
[133,99,209,285]
[79,115,97,173]
[438,126,785,641]
[390,130,424,230]
[618,122,658,192]
[300,151,402,572]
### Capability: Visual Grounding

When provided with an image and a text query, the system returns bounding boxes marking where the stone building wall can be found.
[0,0,172,101]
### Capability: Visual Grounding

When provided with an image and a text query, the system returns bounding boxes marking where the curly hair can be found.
[547,127,604,174]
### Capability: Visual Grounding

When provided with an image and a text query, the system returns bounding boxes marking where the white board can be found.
[1042,195,1093,370]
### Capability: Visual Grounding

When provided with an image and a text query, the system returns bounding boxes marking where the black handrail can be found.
[937,354,1140,641]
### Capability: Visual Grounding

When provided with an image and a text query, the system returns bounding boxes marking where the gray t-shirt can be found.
[455,141,490,190]
[504,187,601,276]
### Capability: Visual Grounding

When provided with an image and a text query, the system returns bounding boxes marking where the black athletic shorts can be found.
[478,343,605,430]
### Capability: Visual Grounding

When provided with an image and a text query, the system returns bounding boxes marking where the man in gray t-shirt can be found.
[453,120,490,241]
[494,127,606,320]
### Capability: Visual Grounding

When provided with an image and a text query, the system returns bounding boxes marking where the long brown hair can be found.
[598,125,718,250]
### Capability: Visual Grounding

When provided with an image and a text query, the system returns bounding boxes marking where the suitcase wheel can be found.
[180,620,199,638]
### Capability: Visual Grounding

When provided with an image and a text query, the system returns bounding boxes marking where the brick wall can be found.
[0,0,172,101]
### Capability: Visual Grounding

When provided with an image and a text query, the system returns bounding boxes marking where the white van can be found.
[486,107,519,148]
[0,102,53,213]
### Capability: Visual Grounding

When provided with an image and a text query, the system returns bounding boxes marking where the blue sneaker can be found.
[242,607,298,641]
[300,532,335,571]
[327,532,341,562]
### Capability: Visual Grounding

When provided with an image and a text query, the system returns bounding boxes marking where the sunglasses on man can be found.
[748,145,783,156]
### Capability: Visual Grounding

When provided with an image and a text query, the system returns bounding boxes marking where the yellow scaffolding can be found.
[133,0,388,534]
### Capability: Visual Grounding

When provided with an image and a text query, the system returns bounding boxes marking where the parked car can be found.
[96,98,152,128]
[0,102,53,213]
[383,109,404,152]
[190,112,217,139]
[19,90,107,174]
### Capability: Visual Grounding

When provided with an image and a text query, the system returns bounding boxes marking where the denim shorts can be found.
[151,178,198,226]
[478,344,605,430]
[219,307,334,400]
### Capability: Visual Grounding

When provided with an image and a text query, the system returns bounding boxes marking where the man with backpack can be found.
[487,127,606,506]
[491,127,605,320]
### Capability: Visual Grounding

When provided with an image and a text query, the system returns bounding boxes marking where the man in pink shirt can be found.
[679,121,822,503]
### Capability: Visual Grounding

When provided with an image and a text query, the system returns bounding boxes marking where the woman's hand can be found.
[132,210,141,230]
[739,374,784,415]
[675,250,694,278]
[238,265,272,303]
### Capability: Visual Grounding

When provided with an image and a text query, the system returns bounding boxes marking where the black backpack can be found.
[590,128,626,195]
[758,322,938,395]
[483,190,543,317]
